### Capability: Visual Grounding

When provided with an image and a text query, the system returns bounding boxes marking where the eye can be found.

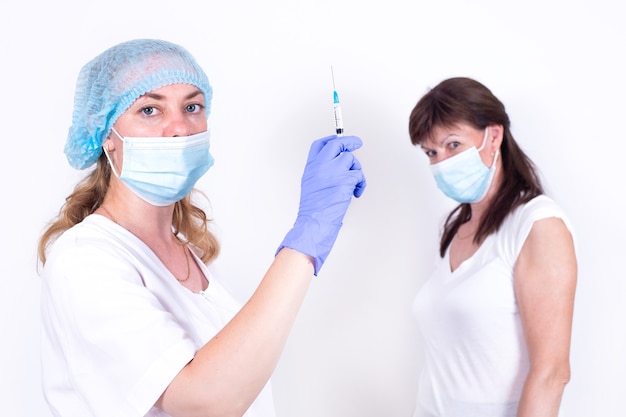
[424,149,436,158]
[141,106,158,116]
[185,103,204,114]
[449,141,461,149]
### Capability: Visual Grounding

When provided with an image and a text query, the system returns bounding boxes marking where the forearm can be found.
[517,367,570,417]
[159,248,314,416]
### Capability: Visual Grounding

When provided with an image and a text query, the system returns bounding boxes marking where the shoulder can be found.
[508,195,574,236]
[50,214,143,255]
[42,215,145,283]
[496,195,576,263]
[519,194,568,218]
[514,201,577,289]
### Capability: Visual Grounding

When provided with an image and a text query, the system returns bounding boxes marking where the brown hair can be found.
[408,77,543,257]
[37,152,220,265]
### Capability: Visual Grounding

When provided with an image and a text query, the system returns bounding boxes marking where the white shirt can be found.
[40,214,275,417]
[412,196,573,417]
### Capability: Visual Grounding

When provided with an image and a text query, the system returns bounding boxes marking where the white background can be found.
[1,0,624,416]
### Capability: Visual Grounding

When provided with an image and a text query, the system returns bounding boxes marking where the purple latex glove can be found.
[277,135,366,275]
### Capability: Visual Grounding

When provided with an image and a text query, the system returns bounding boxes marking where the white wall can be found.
[2,0,624,415]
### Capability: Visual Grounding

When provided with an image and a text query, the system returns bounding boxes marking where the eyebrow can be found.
[420,133,459,149]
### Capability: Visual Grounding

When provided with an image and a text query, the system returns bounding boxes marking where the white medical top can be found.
[412,195,573,417]
[40,214,275,417]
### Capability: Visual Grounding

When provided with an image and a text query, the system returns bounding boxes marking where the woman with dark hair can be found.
[408,77,576,417]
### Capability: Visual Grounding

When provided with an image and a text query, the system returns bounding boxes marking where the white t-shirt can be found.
[412,195,573,417]
[40,214,276,417]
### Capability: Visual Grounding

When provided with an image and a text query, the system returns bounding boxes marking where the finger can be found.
[307,135,338,160]
[342,148,366,197]
[345,166,366,198]
[337,152,365,178]
[317,135,363,161]
[354,175,367,198]
[349,154,362,172]
[334,150,360,171]
[336,161,366,198]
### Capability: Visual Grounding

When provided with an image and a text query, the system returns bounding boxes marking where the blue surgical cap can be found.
[64,39,212,169]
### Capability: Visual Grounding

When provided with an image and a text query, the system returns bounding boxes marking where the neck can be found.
[468,154,504,220]
[99,186,177,245]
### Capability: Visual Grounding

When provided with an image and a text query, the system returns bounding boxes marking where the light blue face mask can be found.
[104,128,214,206]
[430,128,499,204]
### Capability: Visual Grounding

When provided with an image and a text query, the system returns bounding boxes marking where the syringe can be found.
[331,66,344,136]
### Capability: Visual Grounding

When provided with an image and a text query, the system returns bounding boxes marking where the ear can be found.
[102,136,115,152]
[487,124,504,153]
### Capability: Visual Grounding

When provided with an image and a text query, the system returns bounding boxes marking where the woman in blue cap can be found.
[408,77,576,417]
[38,39,366,417]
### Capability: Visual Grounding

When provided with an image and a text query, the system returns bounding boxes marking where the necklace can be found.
[98,205,191,283]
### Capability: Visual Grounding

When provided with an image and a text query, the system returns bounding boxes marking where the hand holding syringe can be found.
[278,67,366,275]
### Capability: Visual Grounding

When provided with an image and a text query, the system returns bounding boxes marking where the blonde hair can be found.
[37,153,220,266]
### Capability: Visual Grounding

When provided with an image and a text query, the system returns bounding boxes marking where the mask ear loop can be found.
[477,127,500,169]
[477,127,490,152]
[103,128,123,178]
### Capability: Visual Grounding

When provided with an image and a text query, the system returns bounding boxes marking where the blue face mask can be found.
[104,128,214,206]
[430,128,499,204]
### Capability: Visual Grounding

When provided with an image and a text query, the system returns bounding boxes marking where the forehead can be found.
[133,83,204,103]
[148,83,202,95]
[422,123,475,147]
